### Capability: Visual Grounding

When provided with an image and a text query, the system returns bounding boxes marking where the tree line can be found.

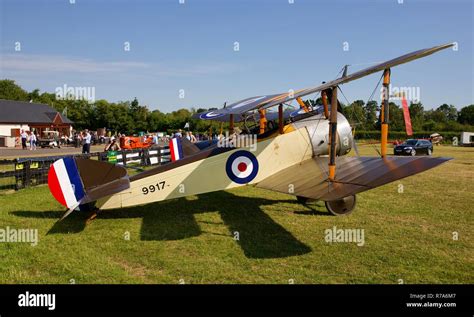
[1,79,473,135]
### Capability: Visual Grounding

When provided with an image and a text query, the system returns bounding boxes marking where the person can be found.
[21,130,27,149]
[82,129,91,154]
[92,132,98,145]
[185,131,191,141]
[152,133,158,145]
[74,132,80,148]
[104,137,121,152]
[29,131,36,150]
[189,131,197,143]
[174,129,183,138]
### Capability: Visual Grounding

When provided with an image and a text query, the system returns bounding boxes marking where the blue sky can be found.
[1,0,472,112]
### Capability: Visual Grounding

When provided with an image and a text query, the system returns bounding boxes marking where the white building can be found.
[0,100,74,147]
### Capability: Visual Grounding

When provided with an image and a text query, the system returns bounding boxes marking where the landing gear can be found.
[86,210,99,225]
[324,195,356,216]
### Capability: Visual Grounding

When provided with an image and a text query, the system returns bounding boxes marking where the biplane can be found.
[48,43,453,219]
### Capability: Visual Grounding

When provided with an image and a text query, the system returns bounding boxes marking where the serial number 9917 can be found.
[142,181,166,195]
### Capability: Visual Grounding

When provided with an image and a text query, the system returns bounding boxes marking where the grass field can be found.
[0,144,472,284]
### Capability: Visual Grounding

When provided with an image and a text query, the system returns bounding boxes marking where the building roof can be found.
[0,99,73,125]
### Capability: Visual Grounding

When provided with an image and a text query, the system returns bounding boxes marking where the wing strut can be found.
[321,90,330,119]
[296,97,309,113]
[381,68,391,157]
[328,86,338,181]
[258,109,267,134]
[278,104,284,134]
[229,114,234,134]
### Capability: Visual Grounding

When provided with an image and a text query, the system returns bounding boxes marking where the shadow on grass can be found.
[11,210,90,234]
[11,191,315,258]
[293,202,331,216]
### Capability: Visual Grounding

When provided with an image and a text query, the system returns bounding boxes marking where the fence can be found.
[0,146,170,191]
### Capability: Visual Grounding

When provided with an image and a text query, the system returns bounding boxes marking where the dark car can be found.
[394,139,433,156]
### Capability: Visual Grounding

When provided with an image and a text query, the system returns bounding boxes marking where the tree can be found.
[409,102,424,131]
[28,89,40,102]
[436,104,458,122]
[364,100,378,130]
[388,102,404,131]
[425,109,447,124]
[1,79,472,135]
[458,105,474,125]
[343,100,366,129]
[0,80,29,100]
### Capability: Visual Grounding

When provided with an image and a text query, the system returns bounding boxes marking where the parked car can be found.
[394,139,433,156]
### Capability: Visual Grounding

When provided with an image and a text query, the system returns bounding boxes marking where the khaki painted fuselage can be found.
[97,127,313,210]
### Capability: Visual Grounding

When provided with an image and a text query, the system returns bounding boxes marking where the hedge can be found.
[354,131,461,143]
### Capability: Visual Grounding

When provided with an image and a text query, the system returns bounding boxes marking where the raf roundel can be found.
[225,150,259,184]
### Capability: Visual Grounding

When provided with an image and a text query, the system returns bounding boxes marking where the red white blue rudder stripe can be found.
[169,138,184,162]
[48,157,86,208]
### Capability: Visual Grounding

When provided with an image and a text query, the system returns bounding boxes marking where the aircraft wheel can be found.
[325,195,356,216]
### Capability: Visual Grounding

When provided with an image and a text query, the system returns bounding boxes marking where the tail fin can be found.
[48,157,129,218]
[169,137,200,161]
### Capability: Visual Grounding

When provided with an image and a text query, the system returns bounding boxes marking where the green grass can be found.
[0,145,473,284]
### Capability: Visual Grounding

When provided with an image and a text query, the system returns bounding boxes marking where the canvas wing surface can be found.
[256,156,451,201]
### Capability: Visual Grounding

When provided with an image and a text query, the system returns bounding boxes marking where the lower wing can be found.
[256,156,451,201]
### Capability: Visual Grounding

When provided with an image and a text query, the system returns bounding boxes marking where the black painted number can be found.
[142,181,166,195]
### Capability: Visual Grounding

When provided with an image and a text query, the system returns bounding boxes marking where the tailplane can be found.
[48,157,130,219]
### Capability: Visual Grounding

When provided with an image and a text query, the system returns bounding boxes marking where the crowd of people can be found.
[168,129,196,142]
[20,130,37,151]
[19,128,213,154]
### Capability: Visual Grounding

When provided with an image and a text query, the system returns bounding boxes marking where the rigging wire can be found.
[337,73,384,156]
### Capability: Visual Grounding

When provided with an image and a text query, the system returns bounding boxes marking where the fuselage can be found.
[96,111,354,210]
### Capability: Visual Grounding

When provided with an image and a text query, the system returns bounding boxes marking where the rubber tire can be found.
[325,195,356,216]
[427,148,432,156]
[411,149,416,156]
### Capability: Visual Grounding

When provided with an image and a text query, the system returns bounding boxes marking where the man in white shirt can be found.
[82,129,92,154]
[21,130,28,150]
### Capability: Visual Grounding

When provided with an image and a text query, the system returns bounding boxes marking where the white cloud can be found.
[0,53,242,77]
[0,54,149,73]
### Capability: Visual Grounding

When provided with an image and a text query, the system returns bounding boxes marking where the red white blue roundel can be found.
[199,111,225,119]
[226,150,259,184]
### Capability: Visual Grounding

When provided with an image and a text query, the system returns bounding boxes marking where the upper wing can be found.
[256,156,451,201]
[194,106,297,123]
[195,43,454,120]
[194,94,284,121]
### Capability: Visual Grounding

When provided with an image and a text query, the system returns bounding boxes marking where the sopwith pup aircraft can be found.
[47,43,454,220]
